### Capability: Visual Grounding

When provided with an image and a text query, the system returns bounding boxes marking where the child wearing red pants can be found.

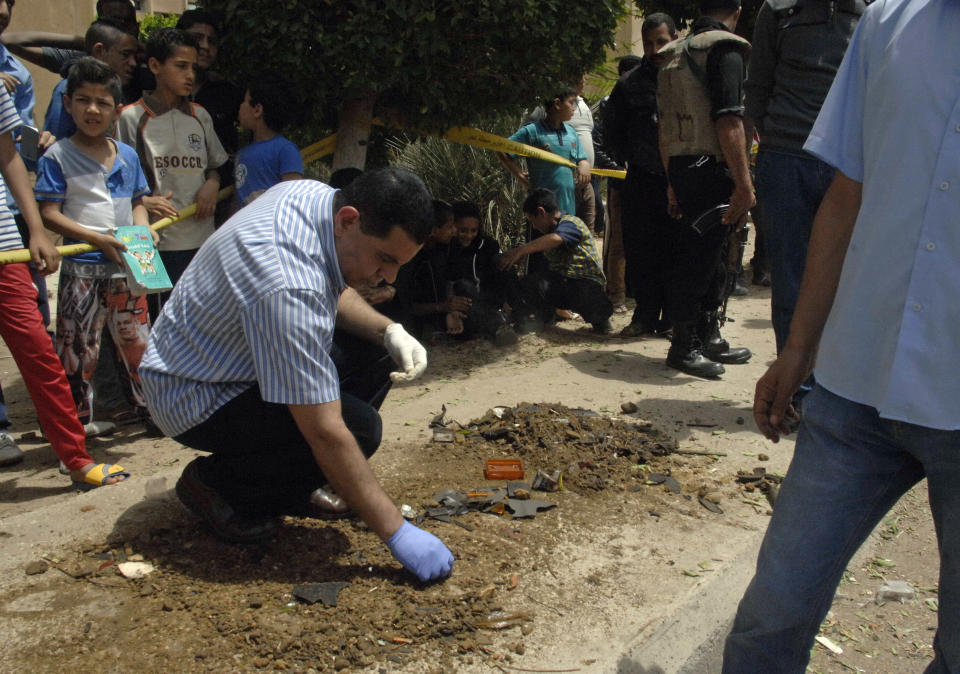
[0,83,128,490]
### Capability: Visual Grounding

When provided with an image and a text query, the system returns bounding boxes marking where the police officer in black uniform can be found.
[657,0,755,378]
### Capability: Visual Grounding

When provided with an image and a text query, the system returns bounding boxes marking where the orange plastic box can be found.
[485,459,524,481]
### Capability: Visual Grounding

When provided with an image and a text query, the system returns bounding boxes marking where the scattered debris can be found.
[620,402,638,414]
[675,448,728,457]
[877,580,915,604]
[24,560,47,575]
[531,469,562,492]
[292,582,350,607]
[758,453,770,462]
[815,635,843,655]
[399,504,417,520]
[485,459,524,480]
[117,562,155,579]
[646,473,682,494]
[433,429,455,443]
[79,505,96,513]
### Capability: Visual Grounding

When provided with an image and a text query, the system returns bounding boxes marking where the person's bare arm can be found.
[336,286,393,343]
[288,401,404,541]
[715,115,756,226]
[497,153,530,188]
[754,171,862,441]
[2,32,84,72]
[497,232,563,270]
[39,201,127,265]
[0,133,59,272]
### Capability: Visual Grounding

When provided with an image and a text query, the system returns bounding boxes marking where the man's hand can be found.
[442,295,471,313]
[497,248,523,270]
[724,186,756,227]
[383,323,428,382]
[0,72,18,93]
[195,178,220,219]
[29,232,59,275]
[575,160,591,187]
[445,311,465,335]
[666,184,683,220]
[37,130,55,154]
[142,192,179,220]
[753,347,813,442]
[356,283,396,305]
[386,520,454,582]
[95,232,128,266]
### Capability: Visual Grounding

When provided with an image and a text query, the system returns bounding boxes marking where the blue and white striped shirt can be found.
[140,180,347,436]
[0,85,25,252]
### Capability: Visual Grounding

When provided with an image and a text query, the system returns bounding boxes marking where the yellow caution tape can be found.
[0,119,622,266]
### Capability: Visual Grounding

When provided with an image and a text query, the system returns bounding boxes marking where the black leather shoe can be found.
[292,487,356,521]
[175,459,280,544]
[667,347,725,378]
[703,337,752,364]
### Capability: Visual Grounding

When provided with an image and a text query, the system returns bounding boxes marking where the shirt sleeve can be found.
[240,288,340,405]
[744,2,777,128]
[554,219,583,246]
[13,70,35,129]
[802,6,871,182]
[197,106,229,171]
[278,139,304,175]
[707,46,746,119]
[570,126,588,163]
[132,156,150,200]
[507,124,534,160]
[33,153,67,202]
[0,86,21,136]
[42,81,71,137]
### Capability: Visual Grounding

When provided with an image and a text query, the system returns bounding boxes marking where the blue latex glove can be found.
[386,520,454,582]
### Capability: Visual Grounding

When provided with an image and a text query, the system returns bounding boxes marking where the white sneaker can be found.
[84,420,117,438]
[0,431,24,467]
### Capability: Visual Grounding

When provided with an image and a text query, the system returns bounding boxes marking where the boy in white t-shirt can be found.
[116,27,227,300]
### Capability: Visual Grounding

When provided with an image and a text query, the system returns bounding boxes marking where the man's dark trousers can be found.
[666,155,732,324]
[620,168,675,327]
[174,331,394,516]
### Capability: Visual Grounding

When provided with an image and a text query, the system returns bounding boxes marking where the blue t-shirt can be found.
[34,137,150,264]
[234,135,303,207]
[508,120,587,217]
[43,79,75,142]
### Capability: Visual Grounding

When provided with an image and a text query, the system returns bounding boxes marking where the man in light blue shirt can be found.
[723,1,960,671]
[141,170,455,583]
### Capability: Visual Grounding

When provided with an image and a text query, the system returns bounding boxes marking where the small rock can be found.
[877,580,915,604]
[620,402,638,414]
[24,560,47,575]
[703,491,723,503]
[334,656,350,671]
[249,599,263,609]
[117,562,155,579]
[79,505,96,513]
[512,642,525,655]
[758,453,770,462]
[736,416,745,425]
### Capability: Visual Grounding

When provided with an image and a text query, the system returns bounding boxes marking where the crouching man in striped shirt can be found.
[139,169,454,583]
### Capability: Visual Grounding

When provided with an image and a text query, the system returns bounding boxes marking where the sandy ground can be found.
[0,261,940,673]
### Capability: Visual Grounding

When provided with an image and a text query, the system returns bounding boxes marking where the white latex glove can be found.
[383,323,428,382]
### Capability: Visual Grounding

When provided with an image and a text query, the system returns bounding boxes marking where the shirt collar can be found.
[140,91,193,116]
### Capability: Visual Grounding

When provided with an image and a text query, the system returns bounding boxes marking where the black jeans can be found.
[174,331,392,516]
[620,168,675,327]
[666,155,732,324]
[515,270,612,328]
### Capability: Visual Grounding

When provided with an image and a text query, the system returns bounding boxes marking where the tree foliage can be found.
[200,0,627,135]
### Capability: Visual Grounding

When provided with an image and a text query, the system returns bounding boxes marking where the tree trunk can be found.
[332,95,376,171]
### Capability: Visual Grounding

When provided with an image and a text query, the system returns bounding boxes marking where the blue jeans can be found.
[755,150,834,354]
[723,385,960,673]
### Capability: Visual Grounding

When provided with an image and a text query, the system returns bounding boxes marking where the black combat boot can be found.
[700,311,752,364]
[667,321,725,378]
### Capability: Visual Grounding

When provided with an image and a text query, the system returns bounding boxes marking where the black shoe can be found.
[290,487,356,521]
[752,269,771,286]
[493,324,519,346]
[667,322,725,378]
[703,337,752,364]
[592,318,613,335]
[731,278,750,296]
[175,459,280,544]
